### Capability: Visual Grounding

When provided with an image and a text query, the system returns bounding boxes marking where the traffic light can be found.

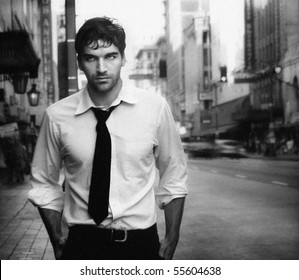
[220,66,227,82]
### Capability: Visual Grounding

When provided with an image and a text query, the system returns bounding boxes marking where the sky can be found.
[210,0,245,74]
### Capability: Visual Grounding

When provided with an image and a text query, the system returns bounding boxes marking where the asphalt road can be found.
[167,157,299,260]
[188,157,299,189]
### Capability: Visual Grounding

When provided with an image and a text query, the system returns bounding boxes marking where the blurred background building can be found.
[164,0,299,155]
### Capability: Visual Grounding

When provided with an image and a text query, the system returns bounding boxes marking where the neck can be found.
[88,79,122,107]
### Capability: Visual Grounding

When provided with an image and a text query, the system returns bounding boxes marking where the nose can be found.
[96,58,107,73]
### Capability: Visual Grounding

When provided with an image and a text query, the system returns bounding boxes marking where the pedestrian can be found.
[28,17,188,260]
[13,137,29,183]
[3,137,15,184]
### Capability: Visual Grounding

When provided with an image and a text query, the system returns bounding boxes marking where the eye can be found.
[106,53,118,60]
[83,55,95,62]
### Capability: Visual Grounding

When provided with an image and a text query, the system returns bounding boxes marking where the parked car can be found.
[214,139,247,158]
[183,140,216,157]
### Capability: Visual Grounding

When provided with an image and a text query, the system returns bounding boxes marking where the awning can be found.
[0,30,41,78]
[232,109,268,122]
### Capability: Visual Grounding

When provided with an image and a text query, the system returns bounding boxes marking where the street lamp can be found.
[27,84,40,106]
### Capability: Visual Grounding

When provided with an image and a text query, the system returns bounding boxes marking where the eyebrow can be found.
[82,52,120,58]
[105,52,119,57]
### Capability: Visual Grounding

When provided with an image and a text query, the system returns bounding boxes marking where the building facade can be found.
[0,0,59,126]
[166,0,249,140]
[166,0,211,133]
[240,0,299,154]
[165,0,210,125]
[129,45,159,92]
[280,0,299,154]
[0,0,59,165]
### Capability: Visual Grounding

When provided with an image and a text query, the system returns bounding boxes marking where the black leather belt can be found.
[70,224,156,243]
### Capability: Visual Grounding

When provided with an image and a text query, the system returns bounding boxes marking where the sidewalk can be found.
[0,176,54,260]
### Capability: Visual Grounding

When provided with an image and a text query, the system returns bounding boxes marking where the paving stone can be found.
[0,180,54,260]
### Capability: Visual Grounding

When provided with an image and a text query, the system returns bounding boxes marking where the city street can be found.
[1,156,299,260]
[171,157,299,259]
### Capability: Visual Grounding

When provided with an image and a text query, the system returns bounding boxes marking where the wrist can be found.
[50,234,65,246]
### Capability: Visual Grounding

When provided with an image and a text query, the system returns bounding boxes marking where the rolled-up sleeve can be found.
[28,110,65,212]
[154,100,188,208]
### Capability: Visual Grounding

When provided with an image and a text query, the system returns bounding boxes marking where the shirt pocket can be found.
[125,141,154,178]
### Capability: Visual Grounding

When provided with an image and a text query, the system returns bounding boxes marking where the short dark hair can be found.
[75,17,126,58]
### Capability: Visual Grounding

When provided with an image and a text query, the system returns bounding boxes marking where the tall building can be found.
[241,0,299,153]
[279,0,299,152]
[165,0,209,124]
[166,0,248,139]
[183,14,211,137]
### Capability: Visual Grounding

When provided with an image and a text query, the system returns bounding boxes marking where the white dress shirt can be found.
[28,84,188,229]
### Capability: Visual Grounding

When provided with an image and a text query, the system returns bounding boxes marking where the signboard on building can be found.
[40,0,55,105]
[234,72,256,83]
[198,93,212,101]
[201,115,212,124]
[244,0,255,70]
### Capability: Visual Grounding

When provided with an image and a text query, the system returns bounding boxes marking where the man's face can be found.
[78,40,125,94]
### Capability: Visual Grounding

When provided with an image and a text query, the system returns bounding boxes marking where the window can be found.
[203,48,209,66]
[294,76,299,111]
[204,100,211,110]
[159,59,167,78]
[203,31,208,44]
[203,71,209,89]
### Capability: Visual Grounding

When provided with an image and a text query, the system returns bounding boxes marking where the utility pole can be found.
[65,0,78,95]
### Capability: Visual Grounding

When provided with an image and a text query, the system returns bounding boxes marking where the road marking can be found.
[235,174,247,179]
[272,180,288,186]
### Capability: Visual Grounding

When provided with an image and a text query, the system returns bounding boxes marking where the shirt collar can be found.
[75,82,139,116]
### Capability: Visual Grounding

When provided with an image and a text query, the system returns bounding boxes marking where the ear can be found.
[77,55,83,70]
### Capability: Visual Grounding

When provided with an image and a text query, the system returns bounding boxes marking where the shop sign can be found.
[41,0,54,105]
[201,116,212,124]
[198,93,212,101]
[234,72,256,83]
[244,0,255,70]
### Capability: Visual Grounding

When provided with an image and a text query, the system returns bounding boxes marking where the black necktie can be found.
[88,106,117,225]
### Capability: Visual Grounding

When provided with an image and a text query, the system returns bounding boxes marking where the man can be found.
[28,17,187,260]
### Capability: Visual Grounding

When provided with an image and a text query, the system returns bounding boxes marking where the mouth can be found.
[94,76,110,83]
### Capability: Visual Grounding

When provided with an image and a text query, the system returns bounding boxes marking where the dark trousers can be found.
[61,224,163,260]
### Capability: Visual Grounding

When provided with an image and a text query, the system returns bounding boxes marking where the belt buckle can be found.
[111,229,128,242]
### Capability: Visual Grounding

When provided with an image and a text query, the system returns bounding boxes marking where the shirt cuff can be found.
[155,193,187,209]
[28,187,65,213]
